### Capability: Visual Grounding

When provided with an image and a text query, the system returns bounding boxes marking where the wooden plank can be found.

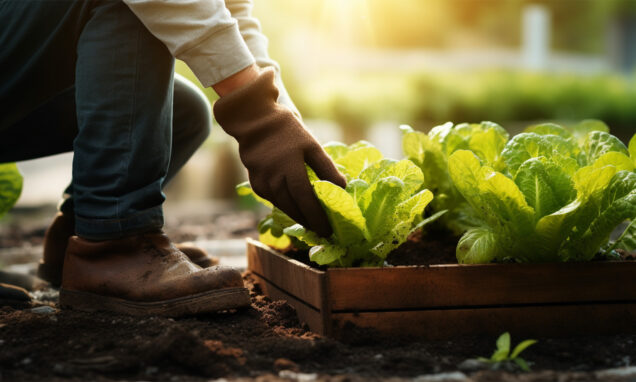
[247,239,327,310]
[327,262,636,311]
[332,303,636,340]
[250,272,327,335]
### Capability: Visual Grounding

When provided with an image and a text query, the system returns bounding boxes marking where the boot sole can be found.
[59,287,250,317]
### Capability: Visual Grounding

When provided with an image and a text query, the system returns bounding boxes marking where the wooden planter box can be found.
[246,239,636,339]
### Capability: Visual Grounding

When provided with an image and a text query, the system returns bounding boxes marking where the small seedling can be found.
[478,332,537,371]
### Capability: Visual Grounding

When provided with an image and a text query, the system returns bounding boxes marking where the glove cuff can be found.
[213,68,280,139]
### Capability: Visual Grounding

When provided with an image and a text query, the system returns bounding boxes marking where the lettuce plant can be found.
[401,121,508,235]
[478,332,537,372]
[0,163,23,218]
[238,141,435,267]
[448,121,636,263]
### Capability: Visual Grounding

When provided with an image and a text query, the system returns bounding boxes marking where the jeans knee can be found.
[174,73,212,145]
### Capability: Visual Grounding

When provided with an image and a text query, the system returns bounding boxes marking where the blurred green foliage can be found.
[295,71,636,144]
[178,1,636,145]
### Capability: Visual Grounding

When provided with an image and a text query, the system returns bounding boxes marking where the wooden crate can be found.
[246,238,636,339]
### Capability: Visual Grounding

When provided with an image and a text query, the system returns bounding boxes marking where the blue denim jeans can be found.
[0,0,211,239]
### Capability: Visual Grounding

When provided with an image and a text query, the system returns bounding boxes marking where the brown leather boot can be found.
[38,213,218,286]
[59,232,250,316]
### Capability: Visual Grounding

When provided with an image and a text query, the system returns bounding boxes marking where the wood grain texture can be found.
[327,262,636,311]
[246,241,636,339]
[332,303,636,339]
[247,239,327,310]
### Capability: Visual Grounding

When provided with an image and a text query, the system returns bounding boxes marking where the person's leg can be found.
[39,76,215,286]
[1,2,210,178]
[1,0,247,313]
[55,75,212,216]
[71,0,173,240]
[0,1,91,161]
[1,0,173,238]
[165,74,212,185]
[61,1,248,313]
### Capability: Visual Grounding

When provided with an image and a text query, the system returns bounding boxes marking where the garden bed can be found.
[247,238,636,340]
[4,208,636,381]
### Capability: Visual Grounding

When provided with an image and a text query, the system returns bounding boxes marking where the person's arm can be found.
[224,0,301,117]
[212,64,260,97]
[122,0,255,87]
[213,68,346,237]
[123,0,345,236]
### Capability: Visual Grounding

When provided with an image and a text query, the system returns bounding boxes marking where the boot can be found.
[38,213,218,286]
[59,231,250,316]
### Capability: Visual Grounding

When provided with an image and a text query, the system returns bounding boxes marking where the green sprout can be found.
[479,332,537,371]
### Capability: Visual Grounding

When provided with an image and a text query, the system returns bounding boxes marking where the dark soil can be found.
[2,274,636,382]
[387,229,459,266]
[0,223,46,250]
[2,208,636,381]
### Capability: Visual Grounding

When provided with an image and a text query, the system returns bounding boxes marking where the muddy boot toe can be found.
[59,232,250,316]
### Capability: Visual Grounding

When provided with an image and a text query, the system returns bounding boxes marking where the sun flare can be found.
[318,0,374,46]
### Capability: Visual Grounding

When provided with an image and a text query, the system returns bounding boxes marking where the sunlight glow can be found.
[318,0,374,47]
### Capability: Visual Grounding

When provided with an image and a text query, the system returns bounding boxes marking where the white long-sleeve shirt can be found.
[122,0,298,115]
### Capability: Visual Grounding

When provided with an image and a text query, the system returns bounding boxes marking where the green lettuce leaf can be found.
[358,159,423,211]
[628,134,636,166]
[449,150,534,229]
[524,122,573,139]
[363,176,409,238]
[237,181,273,208]
[583,130,629,165]
[334,144,383,179]
[501,132,578,176]
[569,119,610,145]
[514,158,575,220]
[456,227,500,264]
[612,221,636,253]
[0,163,23,217]
[369,189,434,260]
[562,171,636,261]
[323,141,350,161]
[259,229,292,250]
[468,126,508,168]
[592,152,634,172]
[449,121,635,264]
[243,140,433,267]
[401,122,506,236]
[313,180,370,245]
[309,244,347,266]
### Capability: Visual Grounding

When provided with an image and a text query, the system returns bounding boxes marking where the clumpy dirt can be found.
[2,208,636,381]
[2,273,636,382]
[387,228,458,266]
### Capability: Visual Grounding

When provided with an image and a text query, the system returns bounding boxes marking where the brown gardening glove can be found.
[213,68,347,237]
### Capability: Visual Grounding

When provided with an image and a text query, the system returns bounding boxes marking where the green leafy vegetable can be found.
[478,332,537,372]
[400,122,505,235]
[607,220,636,254]
[447,122,636,263]
[629,133,636,167]
[0,163,22,218]
[240,141,436,267]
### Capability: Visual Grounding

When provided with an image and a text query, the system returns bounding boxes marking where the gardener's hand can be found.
[213,67,347,237]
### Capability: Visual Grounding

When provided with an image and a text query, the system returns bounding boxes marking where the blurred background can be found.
[7,0,636,216]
